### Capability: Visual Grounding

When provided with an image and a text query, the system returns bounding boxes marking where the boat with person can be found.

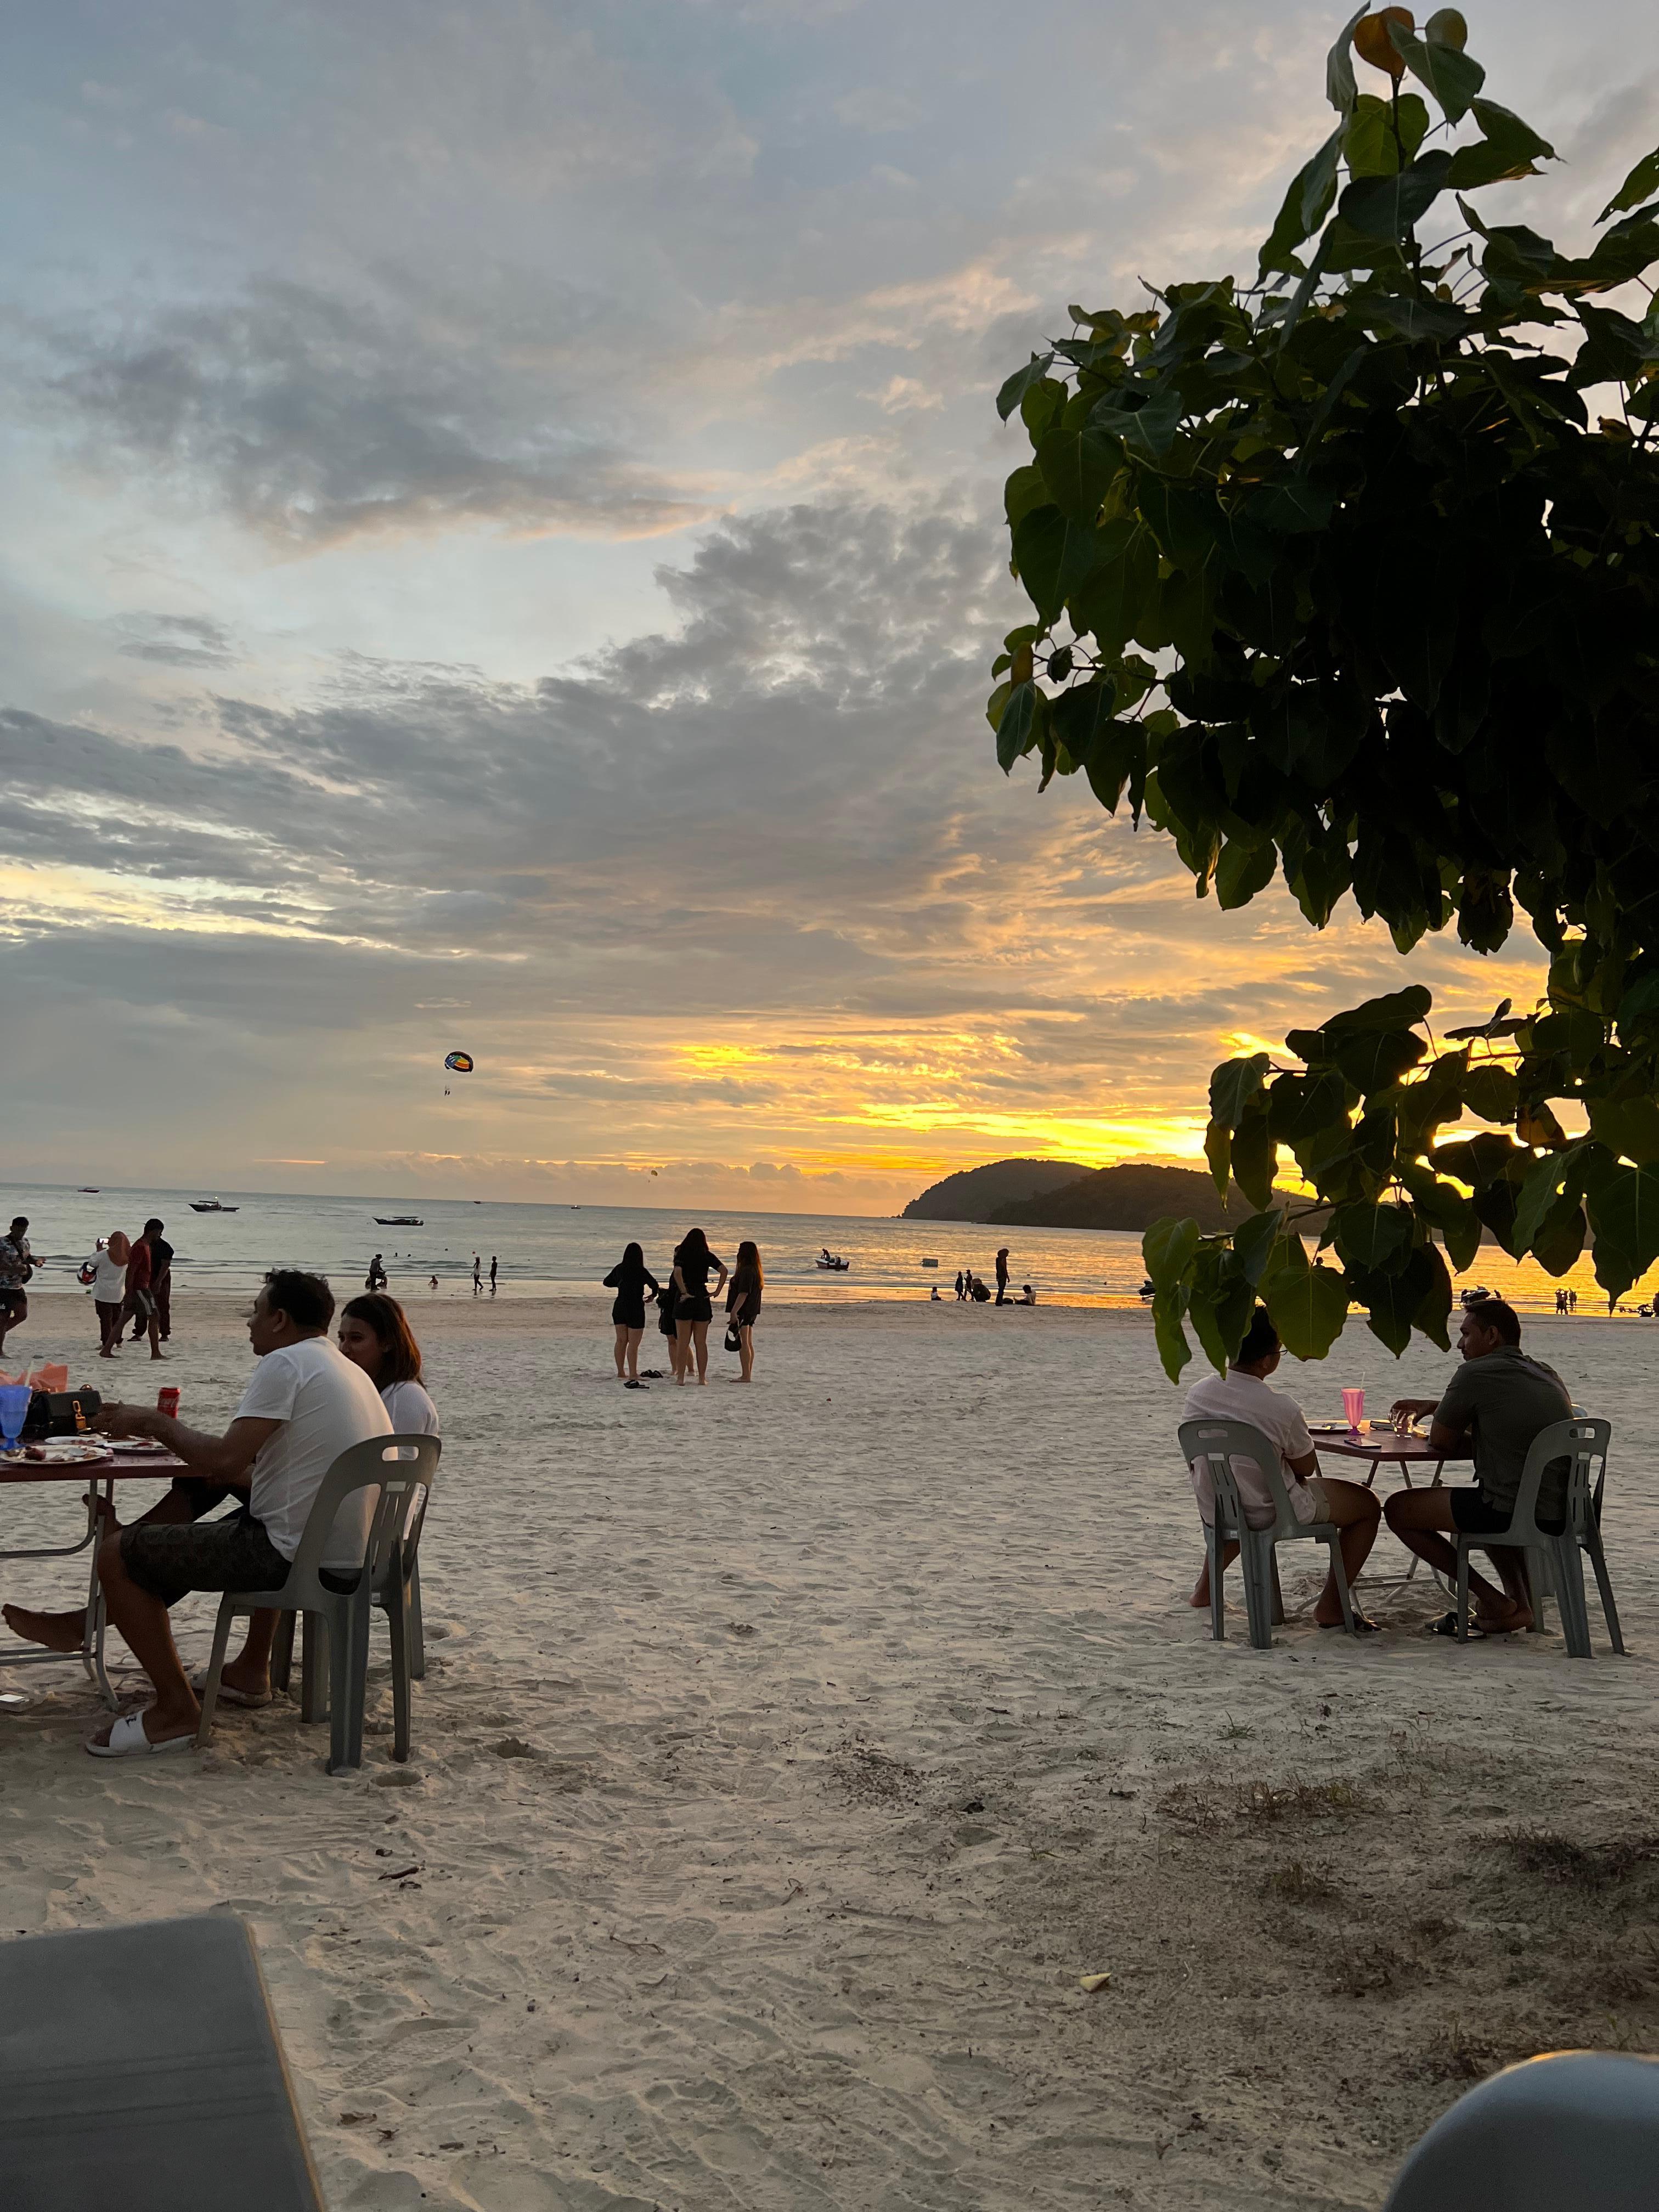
[816,1249,851,1271]
[374,1215,424,1226]
[189,1198,239,1212]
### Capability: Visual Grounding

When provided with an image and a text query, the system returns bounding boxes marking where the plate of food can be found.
[112,1436,172,1455]
[21,1440,115,1465]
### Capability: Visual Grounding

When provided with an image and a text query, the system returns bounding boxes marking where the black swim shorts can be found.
[1448,1487,1565,1539]
[120,1509,292,1608]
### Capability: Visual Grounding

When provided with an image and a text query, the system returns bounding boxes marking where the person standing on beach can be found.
[472,1253,482,1295]
[489,1255,498,1295]
[726,1240,763,1383]
[0,1216,35,1359]
[83,1232,130,1358]
[603,1242,659,1386]
[670,1227,727,1386]
[953,1269,966,1301]
[120,1226,165,1359]
[995,1248,1011,1305]
[140,1218,174,1344]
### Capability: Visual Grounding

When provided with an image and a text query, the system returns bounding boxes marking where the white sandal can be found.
[85,1711,194,1758]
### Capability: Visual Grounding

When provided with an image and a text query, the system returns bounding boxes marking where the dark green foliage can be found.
[988,16,1659,1376]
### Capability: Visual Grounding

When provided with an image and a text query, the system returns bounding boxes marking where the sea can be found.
[2,1182,1630,1315]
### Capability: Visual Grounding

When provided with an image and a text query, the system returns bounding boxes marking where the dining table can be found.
[0,1444,187,1706]
[1312,1424,1471,1591]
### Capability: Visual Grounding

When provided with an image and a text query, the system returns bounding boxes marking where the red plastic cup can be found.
[156,1386,180,1419]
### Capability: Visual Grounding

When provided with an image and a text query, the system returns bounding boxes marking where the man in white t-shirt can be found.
[4,1269,390,1756]
[1182,1306,1383,1630]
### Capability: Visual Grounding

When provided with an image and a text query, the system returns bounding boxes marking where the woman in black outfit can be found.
[726,1239,763,1384]
[670,1226,727,1385]
[603,1242,659,1386]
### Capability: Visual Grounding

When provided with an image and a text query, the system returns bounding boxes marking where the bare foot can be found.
[150,1352,167,1362]
[3,1603,87,1654]
[1476,1600,1532,1633]
[220,1661,271,1699]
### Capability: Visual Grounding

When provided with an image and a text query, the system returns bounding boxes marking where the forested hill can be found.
[900,1158,1091,1222]
[904,1158,1303,1233]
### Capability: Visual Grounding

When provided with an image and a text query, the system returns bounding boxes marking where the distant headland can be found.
[901,1157,1303,1234]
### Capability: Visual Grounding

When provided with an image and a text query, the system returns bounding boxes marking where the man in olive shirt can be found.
[1385,1297,1572,1634]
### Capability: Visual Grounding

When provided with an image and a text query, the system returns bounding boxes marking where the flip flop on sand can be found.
[86,1712,194,1758]
[1431,1612,1487,1640]
[188,1673,272,1707]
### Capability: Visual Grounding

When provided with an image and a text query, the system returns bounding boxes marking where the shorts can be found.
[612,1301,647,1329]
[677,1293,713,1325]
[120,1509,293,1608]
[1448,1487,1565,1538]
[0,1288,25,1319]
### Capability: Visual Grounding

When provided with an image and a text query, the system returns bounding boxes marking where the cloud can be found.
[833,87,926,133]
[36,278,721,546]
[115,613,239,667]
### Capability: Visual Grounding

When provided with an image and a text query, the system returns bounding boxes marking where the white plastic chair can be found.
[1179,1418,1356,1647]
[1451,1418,1621,1657]
[195,1435,438,1774]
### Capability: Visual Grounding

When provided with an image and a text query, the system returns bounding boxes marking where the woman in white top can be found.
[336,1293,439,1436]
[83,1232,131,1359]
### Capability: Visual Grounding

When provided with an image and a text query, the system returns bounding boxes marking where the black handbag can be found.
[723,1322,742,1352]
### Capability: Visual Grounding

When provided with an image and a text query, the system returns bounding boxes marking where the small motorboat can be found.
[921,1257,939,1267]
[1459,1285,1493,1308]
[190,1199,239,1212]
[816,1252,851,1272]
[375,1216,424,1226]
[1138,1278,1155,1301]
[78,1187,99,1193]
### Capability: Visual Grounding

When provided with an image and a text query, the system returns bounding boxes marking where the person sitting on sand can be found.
[1183,1306,1383,1632]
[1017,1283,1036,1305]
[929,1284,941,1301]
[603,1242,659,1386]
[1384,1297,1572,1637]
[3,1269,390,1755]
[969,1274,991,1303]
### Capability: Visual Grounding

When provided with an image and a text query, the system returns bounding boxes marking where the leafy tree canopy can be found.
[989,8,1659,1380]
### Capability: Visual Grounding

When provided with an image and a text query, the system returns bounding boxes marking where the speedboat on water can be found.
[816,1252,850,1271]
[190,1198,239,1212]
[375,1216,423,1226]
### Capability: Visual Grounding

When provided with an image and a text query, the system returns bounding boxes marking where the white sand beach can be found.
[3,1291,1657,2210]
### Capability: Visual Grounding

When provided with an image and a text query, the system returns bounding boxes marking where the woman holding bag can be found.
[725,1241,763,1384]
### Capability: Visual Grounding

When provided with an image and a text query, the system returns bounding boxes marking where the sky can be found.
[2,1,1655,1216]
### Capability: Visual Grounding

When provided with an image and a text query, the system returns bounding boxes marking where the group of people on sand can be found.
[0,1213,177,1365]
[2,1273,439,1756]
[950,1249,1035,1305]
[603,1228,764,1386]
[1184,1295,1574,1638]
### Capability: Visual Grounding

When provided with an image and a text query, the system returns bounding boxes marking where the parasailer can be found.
[444,1052,474,1073]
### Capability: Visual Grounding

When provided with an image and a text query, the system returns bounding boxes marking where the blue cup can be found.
[0,1383,32,1454]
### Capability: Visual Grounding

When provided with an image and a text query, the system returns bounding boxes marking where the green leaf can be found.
[1413,1242,1454,1352]
[1189,1245,1259,1375]
[1035,426,1116,526]
[1461,1064,1518,1124]
[1261,125,1345,272]
[1090,379,1186,461]
[1143,1215,1201,1290]
[1011,505,1100,625]
[1331,1028,1426,1093]
[1344,93,1430,178]
[1587,1165,1659,1304]
[1531,1193,1587,1277]
[1325,985,1434,1034]
[1348,1248,1440,1356]
[1400,1165,1483,1273]
[1599,143,1659,224]
[1215,837,1278,911]
[1326,5,1368,117]
[996,353,1055,423]
[1587,1096,1659,1166]
[1204,1118,1232,1200]
[1391,23,1486,122]
[1331,1201,1414,1274]
[1231,1104,1279,1214]
[1511,1142,1589,1254]
[995,682,1040,774]
[1152,1284,1193,1384]
[1209,1052,1270,1132]
[1446,99,1555,190]
[1232,1209,1284,1287]
[1338,151,1454,239]
[1266,1240,1351,1361]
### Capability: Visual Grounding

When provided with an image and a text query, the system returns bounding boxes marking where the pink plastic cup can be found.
[1341,1387,1365,1434]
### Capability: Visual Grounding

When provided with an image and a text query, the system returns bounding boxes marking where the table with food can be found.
[0,1380,187,1706]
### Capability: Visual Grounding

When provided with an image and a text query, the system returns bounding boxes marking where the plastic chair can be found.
[1384,2050,1659,2209]
[1452,1418,1621,1657]
[0,1914,324,2210]
[1180,1418,1356,1647]
[196,1435,439,1774]
[268,1458,435,1704]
